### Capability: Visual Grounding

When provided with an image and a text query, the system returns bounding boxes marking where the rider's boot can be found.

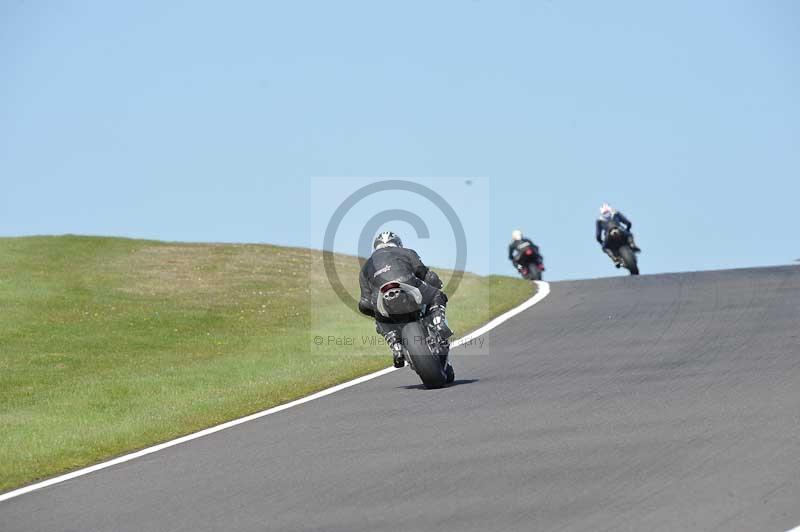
[430,306,455,384]
[445,362,455,384]
[382,329,405,368]
[429,305,453,340]
[391,342,405,368]
[628,235,641,252]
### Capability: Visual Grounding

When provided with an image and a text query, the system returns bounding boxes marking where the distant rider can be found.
[358,231,452,368]
[508,230,542,273]
[596,203,641,267]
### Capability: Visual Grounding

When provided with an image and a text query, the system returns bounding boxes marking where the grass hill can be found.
[0,235,533,492]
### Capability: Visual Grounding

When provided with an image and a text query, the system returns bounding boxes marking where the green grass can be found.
[0,235,534,492]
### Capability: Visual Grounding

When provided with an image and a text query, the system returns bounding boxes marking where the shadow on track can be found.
[397,378,479,390]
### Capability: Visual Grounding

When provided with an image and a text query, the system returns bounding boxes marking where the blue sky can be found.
[2,1,798,280]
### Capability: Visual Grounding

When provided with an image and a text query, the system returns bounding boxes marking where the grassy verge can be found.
[0,235,534,492]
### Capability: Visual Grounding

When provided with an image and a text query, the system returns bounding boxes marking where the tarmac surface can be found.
[3,266,800,531]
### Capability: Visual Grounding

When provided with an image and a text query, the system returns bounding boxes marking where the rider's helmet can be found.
[599,203,614,222]
[511,229,523,241]
[373,231,403,250]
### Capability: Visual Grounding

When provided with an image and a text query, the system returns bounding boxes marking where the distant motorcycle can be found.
[604,222,639,275]
[377,281,454,388]
[514,246,545,281]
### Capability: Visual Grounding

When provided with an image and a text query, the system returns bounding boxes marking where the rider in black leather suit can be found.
[358,231,451,368]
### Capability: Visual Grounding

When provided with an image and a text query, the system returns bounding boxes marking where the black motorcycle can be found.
[513,246,545,281]
[377,281,454,388]
[604,223,639,275]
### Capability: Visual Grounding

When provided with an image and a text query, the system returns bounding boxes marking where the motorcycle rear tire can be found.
[526,269,542,281]
[401,321,447,389]
[618,246,639,275]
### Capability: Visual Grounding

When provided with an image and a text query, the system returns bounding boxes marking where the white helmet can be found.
[599,203,614,221]
[511,230,523,241]
[373,231,402,250]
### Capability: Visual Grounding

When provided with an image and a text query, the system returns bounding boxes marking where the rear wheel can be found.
[519,260,541,281]
[618,246,639,275]
[401,321,447,388]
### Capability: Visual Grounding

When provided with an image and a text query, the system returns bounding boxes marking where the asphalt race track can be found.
[3,266,800,532]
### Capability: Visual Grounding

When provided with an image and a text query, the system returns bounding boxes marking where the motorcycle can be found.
[377,281,454,388]
[604,223,639,275]
[514,246,545,281]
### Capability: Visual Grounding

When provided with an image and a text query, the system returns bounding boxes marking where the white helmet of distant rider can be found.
[511,229,523,241]
[599,203,615,222]
[373,231,403,250]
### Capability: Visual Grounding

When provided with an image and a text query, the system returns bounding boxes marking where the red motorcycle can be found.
[515,247,545,281]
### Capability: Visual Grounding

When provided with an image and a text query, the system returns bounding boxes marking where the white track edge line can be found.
[0,280,550,503]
